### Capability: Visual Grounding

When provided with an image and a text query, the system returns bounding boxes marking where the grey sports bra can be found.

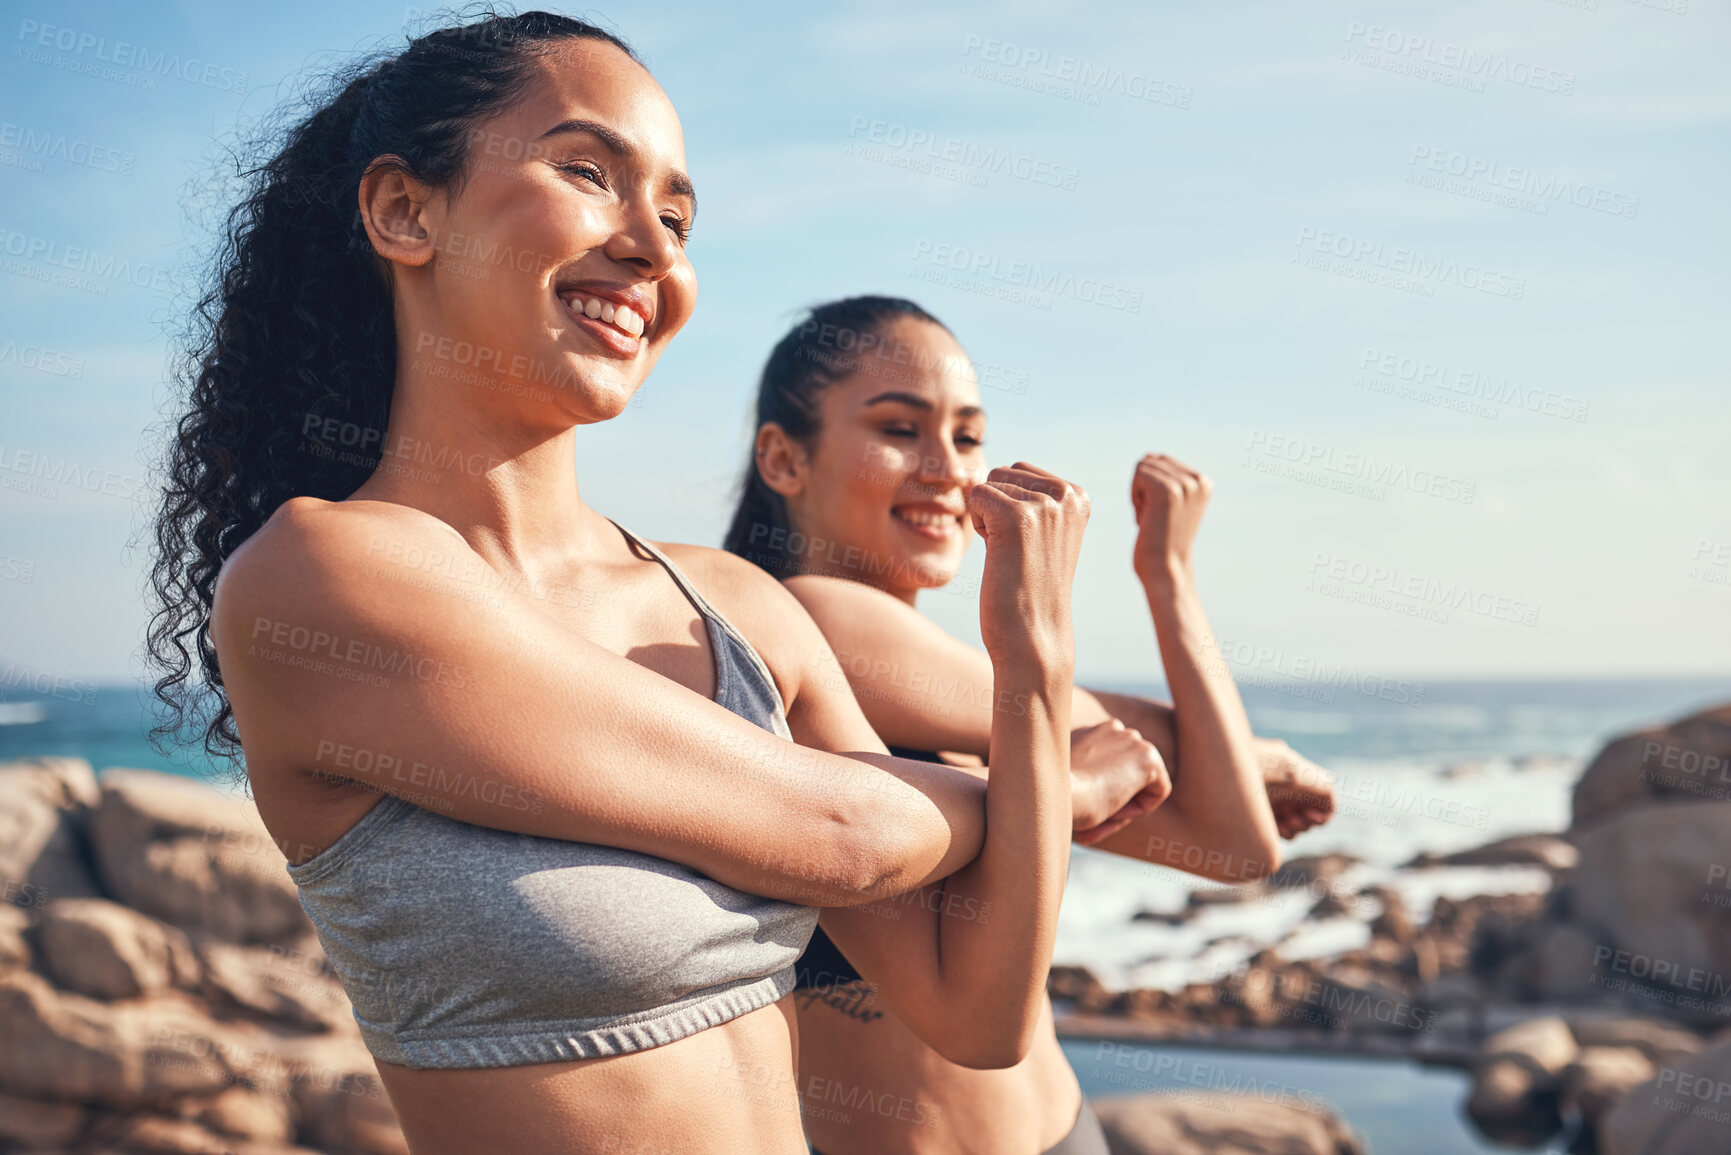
[285,523,821,1069]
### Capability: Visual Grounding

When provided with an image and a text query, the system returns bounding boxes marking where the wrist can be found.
[1136,556,1193,596]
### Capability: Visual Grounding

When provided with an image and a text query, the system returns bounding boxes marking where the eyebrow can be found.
[862,391,984,419]
[538,117,698,218]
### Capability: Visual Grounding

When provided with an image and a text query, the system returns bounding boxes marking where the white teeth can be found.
[896,509,956,528]
[567,294,647,339]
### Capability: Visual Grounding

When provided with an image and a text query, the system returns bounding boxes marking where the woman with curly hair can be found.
[149,13,1136,1153]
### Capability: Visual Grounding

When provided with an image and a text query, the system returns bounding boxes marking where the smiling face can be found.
[780,317,988,599]
[387,39,697,426]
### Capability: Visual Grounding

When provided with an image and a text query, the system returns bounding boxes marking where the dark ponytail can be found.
[148,10,639,761]
[722,295,948,575]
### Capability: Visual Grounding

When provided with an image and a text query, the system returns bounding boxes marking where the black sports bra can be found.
[792,746,945,990]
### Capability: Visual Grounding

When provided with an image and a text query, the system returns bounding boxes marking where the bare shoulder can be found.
[213,497,469,650]
[783,574,947,650]
[655,542,832,698]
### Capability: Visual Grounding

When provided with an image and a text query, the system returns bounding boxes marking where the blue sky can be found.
[1,0,1727,686]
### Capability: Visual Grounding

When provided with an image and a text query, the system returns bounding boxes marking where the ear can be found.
[358,160,441,268]
[755,423,808,498]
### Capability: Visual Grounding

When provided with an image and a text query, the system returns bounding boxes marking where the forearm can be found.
[1133,564,1280,872]
[923,660,1074,1062]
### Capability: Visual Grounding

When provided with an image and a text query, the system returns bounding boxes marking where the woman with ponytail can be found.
[152,14,1131,1153]
[725,296,1338,1154]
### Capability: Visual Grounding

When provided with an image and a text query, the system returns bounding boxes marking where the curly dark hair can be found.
[722,295,949,573]
[147,9,639,763]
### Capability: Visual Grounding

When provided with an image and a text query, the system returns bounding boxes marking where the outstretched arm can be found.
[1081,455,1282,880]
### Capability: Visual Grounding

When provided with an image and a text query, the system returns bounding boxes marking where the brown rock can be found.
[1568,1013,1704,1064]
[1366,887,1414,946]
[1483,1015,1579,1077]
[0,1089,89,1148]
[1572,801,1731,990]
[1465,1055,1561,1145]
[182,1085,295,1142]
[1405,833,1579,871]
[1572,704,1731,832]
[37,898,199,1000]
[1523,922,1601,1001]
[0,970,257,1109]
[0,903,29,972]
[199,940,353,1033]
[1602,1034,1731,1155]
[1269,853,1360,890]
[1048,965,1113,1013]
[0,756,102,911]
[1092,1091,1364,1155]
[89,770,309,945]
[281,1036,407,1155]
[1562,1046,1654,1128]
[94,1112,320,1155]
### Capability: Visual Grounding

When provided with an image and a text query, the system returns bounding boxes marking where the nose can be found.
[914,437,974,490]
[603,193,681,281]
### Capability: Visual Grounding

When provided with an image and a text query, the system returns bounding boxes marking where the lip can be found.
[554,280,656,359]
[891,502,966,541]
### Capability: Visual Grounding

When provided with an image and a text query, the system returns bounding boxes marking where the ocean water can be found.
[1058,677,1731,991]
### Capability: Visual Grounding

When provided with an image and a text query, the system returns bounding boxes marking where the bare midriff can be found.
[795,990,1079,1154]
[375,998,807,1155]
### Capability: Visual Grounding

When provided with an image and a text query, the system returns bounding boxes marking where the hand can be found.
[1130,453,1212,583]
[1257,738,1336,839]
[969,463,1090,669]
[1069,719,1170,846]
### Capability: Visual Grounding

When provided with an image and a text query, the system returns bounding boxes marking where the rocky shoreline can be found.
[1052,701,1731,1155]
[1,700,1727,1154]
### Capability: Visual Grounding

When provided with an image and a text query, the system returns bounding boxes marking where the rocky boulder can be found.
[1092,1091,1363,1154]
[0,756,102,910]
[0,970,254,1108]
[1572,704,1731,833]
[1571,801,1731,992]
[1562,1046,1655,1130]
[89,769,310,945]
[1603,1034,1731,1155]
[37,897,200,1000]
[1405,833,1578,872]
